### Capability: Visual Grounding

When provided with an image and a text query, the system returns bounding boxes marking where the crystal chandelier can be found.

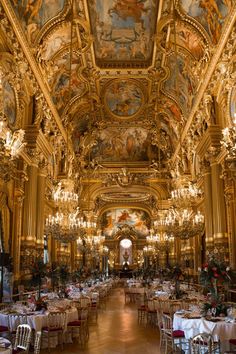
[52,180,79,207]
[0,119,26,158]
[77,210,97,236]
[45,208,80,242]
[221,114,236,160]
[143,245,155,256]
[171,181,203,208]
[165,208,204,240]
[147,226,174,251]
[166,177,205,239]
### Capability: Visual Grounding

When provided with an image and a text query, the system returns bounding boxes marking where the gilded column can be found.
[202,158,214,254]
[21,162,38,274]
[222,162,236,268]
[36,162,47,257]
[210,161,228,259]
[12,194,24,281]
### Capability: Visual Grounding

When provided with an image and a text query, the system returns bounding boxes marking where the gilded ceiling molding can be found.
[0,0,72,149]
[172,4,236,163]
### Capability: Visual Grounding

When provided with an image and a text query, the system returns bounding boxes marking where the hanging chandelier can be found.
[143,245,155,256]
[171,180,203,208]
[147,224,174,251]
[165,208,204,240]
[45,208,80,242]
[52,180,79,206]
[77,209,97,236]
[221,114,236,160]
[0,119,26,159]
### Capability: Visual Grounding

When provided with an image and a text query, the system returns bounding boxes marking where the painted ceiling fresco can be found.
[49,53,87,114]
[179,0,232,44]
[88,127,160,163]
[164,53,197,116]
[101,208,150,238]
[169,22,204,60]
[230,86,236,122]
[4,0,234,226]
[88,0,158,67]
[104,79,144,118]
[11,0,66,41]
[2,80,16,126]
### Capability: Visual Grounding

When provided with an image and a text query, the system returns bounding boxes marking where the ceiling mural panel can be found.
[50,53,87,114]
[104,79,144,118]
[170,22,205,60]
[72,113,90,152]
[88,0,158,67]
[88,127,160,163]
[163,53,197,116]
[230,86,236,122]
[101,208,150,238]
[39,23,72,61]
[2,79,16,126]
[11,0,66,41]
[178,0,232,44]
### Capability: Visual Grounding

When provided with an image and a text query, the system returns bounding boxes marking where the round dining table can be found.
[173,312,236,352]
[0,337,12,354]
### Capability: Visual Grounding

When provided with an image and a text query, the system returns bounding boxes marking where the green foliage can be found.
[59,264,70,285]
[30,259,47,288]
[199,257,231,293]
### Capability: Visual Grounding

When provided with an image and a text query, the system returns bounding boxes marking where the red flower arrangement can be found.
[199,257,231,316]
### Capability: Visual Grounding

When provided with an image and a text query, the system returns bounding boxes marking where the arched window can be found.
[120,238,132,265]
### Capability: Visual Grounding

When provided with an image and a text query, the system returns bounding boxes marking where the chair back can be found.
[8,314,28,331]
[162,313,173,336]
[191,333,214,354]
[80,296,91,308]
[14,324,32,352]
[34,331,42,354]
[47,311,66,331]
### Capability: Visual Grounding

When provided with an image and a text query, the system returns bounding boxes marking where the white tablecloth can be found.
[0,338,12,354]
[0,308,77,332]
[173,313,236,352]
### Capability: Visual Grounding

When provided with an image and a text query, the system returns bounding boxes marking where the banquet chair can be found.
[0,306,10,338]
[41,311,66,351]
[146,300,158,327]
[169,301,183,318]
[190,333,221,354]
[79,296,91,309]
[67,307,89,346]
[8,314,28,342]
[160,313,188,354]
[33,331,42,354]
[13,324,32,354]
[229,339,236,350]
[89,293,99,323]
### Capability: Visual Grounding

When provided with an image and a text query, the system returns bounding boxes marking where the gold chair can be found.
[41,311,66,351]
[33,331,42,354]
[190,333,221,354]
[67,307,89,346]
[160,313,188,354]
[12,324,32,354]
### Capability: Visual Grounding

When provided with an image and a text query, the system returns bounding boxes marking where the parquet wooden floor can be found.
[41,287,160,354]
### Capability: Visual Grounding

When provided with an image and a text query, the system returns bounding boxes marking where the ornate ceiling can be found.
[0,0,235,234]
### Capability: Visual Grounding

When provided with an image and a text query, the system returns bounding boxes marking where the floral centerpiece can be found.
[171,265,185,299]
[199,257,231,316]
[31,258,47,299]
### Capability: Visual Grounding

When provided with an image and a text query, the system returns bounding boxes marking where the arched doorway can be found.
[120,238,132,266]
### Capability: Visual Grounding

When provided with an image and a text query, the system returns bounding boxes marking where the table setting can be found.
[0,338,12,354]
